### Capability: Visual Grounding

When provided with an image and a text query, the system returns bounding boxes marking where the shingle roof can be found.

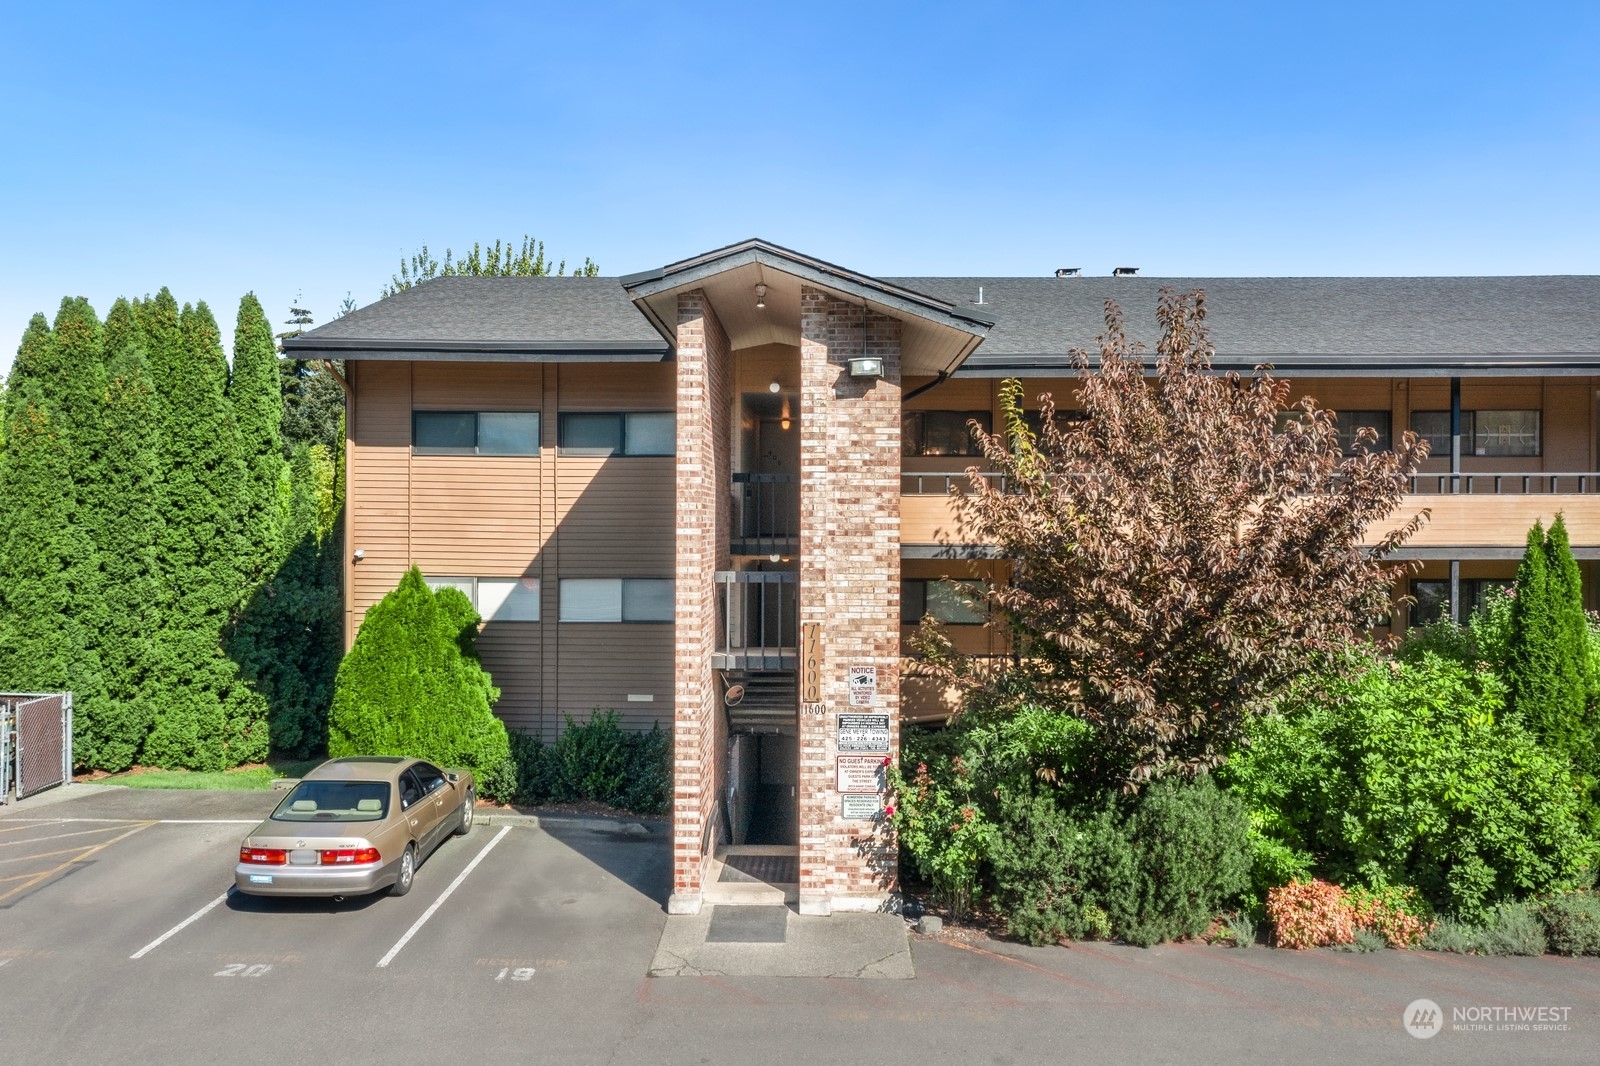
[283,275,668,360]
[885,276,1600,376]
[283,260,1600,377]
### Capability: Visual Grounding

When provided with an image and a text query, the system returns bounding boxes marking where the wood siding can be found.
[346,360,676,739]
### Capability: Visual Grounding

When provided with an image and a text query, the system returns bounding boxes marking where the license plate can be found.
[288,849,318,865]
[249,874,274,884]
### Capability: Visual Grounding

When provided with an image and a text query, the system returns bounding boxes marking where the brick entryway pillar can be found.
[796,286,902,914]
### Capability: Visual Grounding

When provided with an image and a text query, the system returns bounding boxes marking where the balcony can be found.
[731,473,799,557]
[713,571,797,670]
[901,469,1600,559]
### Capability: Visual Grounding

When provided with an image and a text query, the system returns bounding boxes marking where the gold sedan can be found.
[235,756,475,898]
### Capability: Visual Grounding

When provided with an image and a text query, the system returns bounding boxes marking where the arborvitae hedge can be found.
[1509,516,1597,781]
[328,568,515,800]
[87,300,166,770]
[141,298,268,770]
[230,293,287,579]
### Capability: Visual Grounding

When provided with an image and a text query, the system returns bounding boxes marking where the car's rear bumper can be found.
[234,859,396,897]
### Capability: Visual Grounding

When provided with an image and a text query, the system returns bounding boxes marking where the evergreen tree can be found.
[141,297,268,769]
[1507,517,1595,779]
[328,568,514,799]
[275,301,345,455]
[230,442,343,759]
[0,391,95,701]
[84,299,166,769]
[2,314,52,423]
[230,293,288,577]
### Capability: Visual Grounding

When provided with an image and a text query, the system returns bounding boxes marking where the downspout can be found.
[903,370,950,404]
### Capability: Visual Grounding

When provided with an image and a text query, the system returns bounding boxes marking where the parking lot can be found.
[3,786,1598,1065]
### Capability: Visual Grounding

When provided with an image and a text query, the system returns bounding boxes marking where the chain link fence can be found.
[0,692,72,802]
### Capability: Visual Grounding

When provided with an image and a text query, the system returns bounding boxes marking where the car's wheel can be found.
[389,844,416,897]
[455,788,475,836]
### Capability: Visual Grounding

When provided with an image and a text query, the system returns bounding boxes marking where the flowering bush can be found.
[887,755,997,922]
[1346,885,1435,947]
[1266,879,1355,948]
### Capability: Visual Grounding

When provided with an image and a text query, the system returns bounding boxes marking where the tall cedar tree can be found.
[86,300,167,769]
[276,302,345,454]
[230,441,344,759]
[140,294,269,769]
[328,568,512,797]
[1509,515,1598,780]
[42,298,110,750]
[382,234,599,296]
[0,302,105,734]
[943,291,1429,787]
[230,294,288,578]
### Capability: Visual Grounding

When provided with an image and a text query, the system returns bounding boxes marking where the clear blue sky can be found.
[3,1,1597,374]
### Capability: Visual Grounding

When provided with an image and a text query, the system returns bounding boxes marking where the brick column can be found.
[797,286,902,915]
[669,291,731,914]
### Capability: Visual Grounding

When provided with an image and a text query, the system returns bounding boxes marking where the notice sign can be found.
[841,794,881,821]
[836,755,886,794]
[837,714,890,753]
[848,664,877,707]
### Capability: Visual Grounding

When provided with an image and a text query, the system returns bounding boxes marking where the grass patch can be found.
[90,757,324,791]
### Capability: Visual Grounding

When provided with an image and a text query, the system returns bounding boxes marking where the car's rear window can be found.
[271,780,390,822]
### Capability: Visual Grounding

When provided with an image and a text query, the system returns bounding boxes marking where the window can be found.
[903,410,992,457]
[1410,411,1540,458]
[413,411,539,455]
[1410,578,1513,626]
[558,412,675,456]
[1015,409,1086,444]
[423,576,540,621]
[1274,410,1391,452]
[559,578,674,622]
[901,579,988,625]
[1336,411,1391,453]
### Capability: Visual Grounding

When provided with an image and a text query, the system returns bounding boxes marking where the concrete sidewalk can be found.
[649,905,915,979]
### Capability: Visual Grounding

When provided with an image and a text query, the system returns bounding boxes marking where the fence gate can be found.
[0,708,11,801]
[1,693,72,800]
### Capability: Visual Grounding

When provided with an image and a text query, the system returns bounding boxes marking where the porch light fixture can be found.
[755,284,767,309]
[769,380,781,393]
[848,356,884,379]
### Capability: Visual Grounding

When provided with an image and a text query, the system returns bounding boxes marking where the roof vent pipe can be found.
[1113,266,1139,277]
[1055,268,1081,278]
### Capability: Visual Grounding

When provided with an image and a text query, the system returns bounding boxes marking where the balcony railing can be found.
[732,473,799,555]
[714,571,797,669]
[901,470,1600,496]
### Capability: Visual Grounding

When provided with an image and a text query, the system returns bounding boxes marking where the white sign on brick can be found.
[847,664,877,707]
[836,755,886,794]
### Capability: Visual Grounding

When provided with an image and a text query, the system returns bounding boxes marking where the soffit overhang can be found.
[623,239,994,377]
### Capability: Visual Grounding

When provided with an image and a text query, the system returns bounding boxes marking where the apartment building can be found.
[285,239,1600,915]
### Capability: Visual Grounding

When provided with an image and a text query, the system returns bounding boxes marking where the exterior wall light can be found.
[848,357,884,379]
[352,549,366,562]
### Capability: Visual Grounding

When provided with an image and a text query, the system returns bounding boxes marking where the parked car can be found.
[235,756,475,899]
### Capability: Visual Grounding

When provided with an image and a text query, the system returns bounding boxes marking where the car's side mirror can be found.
[447,772,459,785]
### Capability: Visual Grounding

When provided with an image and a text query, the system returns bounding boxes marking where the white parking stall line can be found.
[130,891,231,960]
[376,826,511,969]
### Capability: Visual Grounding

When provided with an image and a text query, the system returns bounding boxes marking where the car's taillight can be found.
[319,847,380,865]
[240,847,287,865]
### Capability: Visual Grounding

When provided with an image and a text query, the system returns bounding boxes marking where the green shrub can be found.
[1539,891,1600,956]
[618,724,671,814]
[327,568,514,801]
[505,717,670,813]
[988,776,1250,947]
[1421,903,1549,956]
[1337,928,1388,953]
[550,710,628,803]
[1222,651,1599,923]
[1476,902,1548,956]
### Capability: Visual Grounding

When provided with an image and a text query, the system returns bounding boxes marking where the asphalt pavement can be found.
[2,783,1597,1065]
